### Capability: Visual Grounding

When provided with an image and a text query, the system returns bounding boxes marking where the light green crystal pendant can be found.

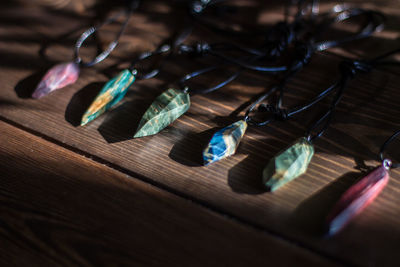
[134,88,190,138]
[81,69,135,126]
[263,137,314,192]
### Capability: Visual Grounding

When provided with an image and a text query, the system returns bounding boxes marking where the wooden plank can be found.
[0,120,336,266]
[1,2,400,266]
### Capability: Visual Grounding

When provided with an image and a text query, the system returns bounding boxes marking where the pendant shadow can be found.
[290,171,366,237]
[168,127,220,167]
[97,89,158,144]
[65,82,104,127]
[227,136,288,195]
[227,153,266,195]
[14,69,49,98]
[97,101,137,144]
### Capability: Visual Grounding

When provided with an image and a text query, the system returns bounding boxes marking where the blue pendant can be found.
[203,120,248,165]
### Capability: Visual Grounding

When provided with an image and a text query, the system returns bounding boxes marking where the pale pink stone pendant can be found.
[32,62,80,99]
[30,5,135,99]
[325,161,390,236]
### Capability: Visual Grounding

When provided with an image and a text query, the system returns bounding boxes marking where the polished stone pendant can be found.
[134,88,190,138]
[263,137,314,192]
[325,163,389,236]
[203,120,248,165]
[81,69,135,126]
[32,62,80,99]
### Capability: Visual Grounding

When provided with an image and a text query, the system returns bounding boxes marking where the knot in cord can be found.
[293,42,314,68]
[339,60,372,78]
[179,43,211,56]
[258,104,289,121]
[286,42,313,72]
[191,0,211,14]
[265,22,295,57]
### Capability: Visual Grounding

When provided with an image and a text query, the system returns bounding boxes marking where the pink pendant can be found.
[326,164,389,236]
[32,62,80,99]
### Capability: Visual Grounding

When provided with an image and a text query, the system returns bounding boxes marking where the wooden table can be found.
[1,1,399,266]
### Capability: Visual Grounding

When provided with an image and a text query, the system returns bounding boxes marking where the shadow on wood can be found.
[14,69,50,99]
[97,101,137,143]
[97,85,161,143]
[65,82,104,127]
[227,136,290,195]
[169,126,220,167]
[227,154,265,194]
[290,171,366,237]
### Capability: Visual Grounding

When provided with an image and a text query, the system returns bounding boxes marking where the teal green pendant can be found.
[263,137,314,192]
[203,120,248,165]
[81,69,135,126]
[134,88,190,138]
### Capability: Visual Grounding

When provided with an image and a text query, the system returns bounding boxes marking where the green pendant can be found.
[134,88,190,138]
[263,137,314,192]
[81,69,135,126]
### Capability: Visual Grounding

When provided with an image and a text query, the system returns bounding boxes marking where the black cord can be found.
[177,2,388,113]
[369,48,400,66]
[288,80,340,118]
[189,0,261,37]
[184,6,383,76]
[239,7,384,72]
[243,81,335,127]
[128,21,194,81]
[177,45,269,95]
[304,80,346,142]
[179,42,266,57]
[178,64,241,94]
[244,52,380,128]
[305,48,400,143]
[180,5,301,72]
[380,130,400,169]
[128,44,172,80]
[190,0,226,15]
[176,38,311,75]
[304,60,374,142]
[312,8,385,51]
[262,21,297,58]
[74,1,140,67]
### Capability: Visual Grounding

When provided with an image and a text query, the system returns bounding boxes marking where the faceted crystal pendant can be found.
[32,62,80,99]
[81,69,135,126]
[263,137,314,192]
[134,88,190,138]
[325,164,389,236]
[203,120,248,165]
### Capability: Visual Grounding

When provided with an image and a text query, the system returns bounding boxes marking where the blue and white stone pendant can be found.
[203,120,248,165]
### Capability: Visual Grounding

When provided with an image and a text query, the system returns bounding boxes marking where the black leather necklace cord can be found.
[128,23,194,81]
[244,47,400,130]
[173,1,385,103]
[380,130,400,169]
[305,49,400,142]
[189,0,264,37]
[74,0,140,67]
[176,4,384,97]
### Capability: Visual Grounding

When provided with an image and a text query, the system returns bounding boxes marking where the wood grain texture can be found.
[0,1,400,266]
[0,121,336,266]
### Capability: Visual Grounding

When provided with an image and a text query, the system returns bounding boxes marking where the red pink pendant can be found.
[325,160,391,236]
[32,62,80,99]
